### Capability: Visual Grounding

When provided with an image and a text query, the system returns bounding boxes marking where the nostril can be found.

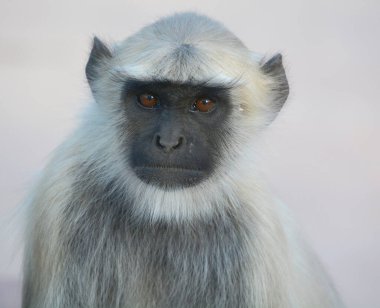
[155,135,165,149]
[173,137,183,149]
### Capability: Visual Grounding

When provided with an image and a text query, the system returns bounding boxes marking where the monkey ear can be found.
[86,37,113,89]
[260,54,289,115]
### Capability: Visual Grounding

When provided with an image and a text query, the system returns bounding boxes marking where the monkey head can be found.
[83,13,288,220]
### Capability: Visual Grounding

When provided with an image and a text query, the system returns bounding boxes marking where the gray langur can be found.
[22,12,344,308]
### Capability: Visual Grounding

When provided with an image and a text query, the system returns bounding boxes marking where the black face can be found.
[120,79,233,189]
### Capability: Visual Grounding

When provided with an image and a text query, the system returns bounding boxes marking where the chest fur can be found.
[61,200,251,307]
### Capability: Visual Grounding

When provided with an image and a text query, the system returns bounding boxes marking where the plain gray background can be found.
[0,1,379,307]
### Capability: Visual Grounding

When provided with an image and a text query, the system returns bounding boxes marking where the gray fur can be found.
[261,53,289,114]
[86,37,112,89]
[61,166,251,307]
[22,12,344,308]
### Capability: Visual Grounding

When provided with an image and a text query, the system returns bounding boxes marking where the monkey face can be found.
[121,79,232,189]
[85,32,288,196]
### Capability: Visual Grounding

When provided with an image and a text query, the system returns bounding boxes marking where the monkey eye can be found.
[137,94,159,109]
[191,98,216,113]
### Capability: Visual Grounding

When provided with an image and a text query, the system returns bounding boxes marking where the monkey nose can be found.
[154,134,184,153]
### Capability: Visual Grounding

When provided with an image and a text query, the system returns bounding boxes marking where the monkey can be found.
[22,12,344,308]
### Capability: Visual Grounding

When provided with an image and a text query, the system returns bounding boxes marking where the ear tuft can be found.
[86,37,112,86]
[261,53,289,115]
[261,54,282,74]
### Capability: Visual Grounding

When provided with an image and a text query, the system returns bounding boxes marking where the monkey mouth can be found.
[135,165,203,172]
[133,165,207,188]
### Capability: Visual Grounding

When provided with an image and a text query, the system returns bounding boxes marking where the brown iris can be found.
[193,98,216,113]
[138,94,159,108]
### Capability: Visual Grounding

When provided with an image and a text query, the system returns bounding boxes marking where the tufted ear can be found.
[260,54,289,115]
[85,37,112,92]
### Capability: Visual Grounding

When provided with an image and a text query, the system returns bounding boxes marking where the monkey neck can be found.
[60,168,254,307]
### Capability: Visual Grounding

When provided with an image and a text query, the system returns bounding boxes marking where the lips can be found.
[135,165,202,172]
[133,165,206,188]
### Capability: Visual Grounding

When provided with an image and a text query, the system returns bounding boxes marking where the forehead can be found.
[112,40,252,85]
